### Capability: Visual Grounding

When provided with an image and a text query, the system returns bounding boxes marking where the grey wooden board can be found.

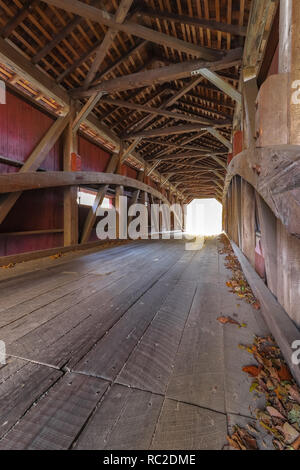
[0,373,109,450]
[0,238,279,450]
[150,399,227,450]
[117,281,196,394]
[0,357,62,439]
[6,243,183,367]
[74,384,163,450]
[166,280,226,413]
[73,265,186,380]
[218,281,269,417]
[1,242,163,342]
[0,242,150,312]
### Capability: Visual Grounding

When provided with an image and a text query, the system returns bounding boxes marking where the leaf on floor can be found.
[227,425,258,450]
[229,335,300,450]
[218,234,260,309]
[217,315,241,327]
[1,262,16,269]
[242,365,261,377]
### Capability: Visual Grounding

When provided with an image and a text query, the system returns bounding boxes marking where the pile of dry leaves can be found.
[218,234,260,309]
[228,336,300,450]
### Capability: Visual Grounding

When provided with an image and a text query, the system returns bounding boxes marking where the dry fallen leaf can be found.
[217,316,241,327]
[291,435,300,450]
[266,406,286,421]
[242,365,261,377]
[278,365,292,382]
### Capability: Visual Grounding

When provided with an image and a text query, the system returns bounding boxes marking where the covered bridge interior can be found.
[0,0,300,451]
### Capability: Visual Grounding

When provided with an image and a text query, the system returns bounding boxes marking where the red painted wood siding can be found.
[0,91,63,256]
[78,136,111,172]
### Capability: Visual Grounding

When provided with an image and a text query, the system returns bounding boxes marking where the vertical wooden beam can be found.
[241,179,256,267]
[255,193,277,296]
[127,170,144,225]
[80,153,119,243]
[64,104,78,246]
[243,76,258,148]
[115,185,125,239]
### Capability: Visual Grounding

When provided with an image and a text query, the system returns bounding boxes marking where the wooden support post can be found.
[115,185,125,239]
[127,171,144,226]
[80,153,119,244]
[243,76,258,148]
[255,192,277,297]
[64,104,78,246]
[241,179,256,267]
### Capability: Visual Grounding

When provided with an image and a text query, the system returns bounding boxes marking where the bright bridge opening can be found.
[186,198,222,236]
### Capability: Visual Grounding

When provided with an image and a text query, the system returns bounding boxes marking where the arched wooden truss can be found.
[0,171,171,205]
[223,145,300,237]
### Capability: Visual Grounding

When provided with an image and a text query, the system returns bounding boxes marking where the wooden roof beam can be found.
[207,128,232,151]
[137,6,248,37]
[1,0,38,39]
[0,38,184,201]
[101,97,229,128]
[41,0,224,62]
[73,48,242,97]
[83,0,134,90]
[0,37,70,112]
[196,68,242,103]
[140,138,220,153]
[32,0,103,64]
[128,124,230,139]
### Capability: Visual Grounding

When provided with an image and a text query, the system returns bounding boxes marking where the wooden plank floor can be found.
[0,238,273,450]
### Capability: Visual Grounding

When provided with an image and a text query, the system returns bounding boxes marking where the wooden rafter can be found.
[73,48,242,97]
[1,0,38,39]
[41,0,224,62]
[83,0,134,90]
[138,6,247,37]
[101,97,229,127]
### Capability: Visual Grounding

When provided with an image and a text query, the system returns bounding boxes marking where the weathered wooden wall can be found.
[225,176,300,328]
[0,91,158,256]
[0,91,64,256]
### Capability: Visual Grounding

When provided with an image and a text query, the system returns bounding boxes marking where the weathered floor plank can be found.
[117,281,196,394]
[0,373,109,450]
[74,384,163,450]
[150,399,227,450]
[0,357,62,440]
[0,238,273,449]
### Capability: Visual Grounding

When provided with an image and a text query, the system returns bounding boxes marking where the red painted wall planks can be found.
[78,136,111,172]
[0,91,63,256]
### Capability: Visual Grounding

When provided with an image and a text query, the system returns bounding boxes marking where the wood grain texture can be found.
[0,239,277,449]
[0,373,109,450]
[74,384,163,450]
[0,357,62,439]
[150,399,227,450]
